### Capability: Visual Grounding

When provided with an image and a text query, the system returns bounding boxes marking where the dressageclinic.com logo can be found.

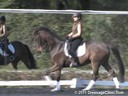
[74,90,125,95]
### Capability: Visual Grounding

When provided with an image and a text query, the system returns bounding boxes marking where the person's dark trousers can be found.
[69,37,82,67]
[0,42,4,51]
[1,38,14,61]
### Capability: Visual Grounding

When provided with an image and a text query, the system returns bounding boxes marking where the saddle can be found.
[0,42,15,56]
[64,40,86,58]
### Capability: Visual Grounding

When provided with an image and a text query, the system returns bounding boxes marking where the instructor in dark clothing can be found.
[66,13,83,67]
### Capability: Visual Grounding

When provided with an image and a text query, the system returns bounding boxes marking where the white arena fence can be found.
[1,9,128,14]
[0,9,128,88]
[0,77,127,88]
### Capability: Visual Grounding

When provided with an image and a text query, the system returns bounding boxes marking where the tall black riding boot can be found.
[7,49,14,61]
[4,38,14,61]
[70,56,81,67]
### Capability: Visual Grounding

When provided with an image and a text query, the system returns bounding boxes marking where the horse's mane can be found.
[34,26,63,41]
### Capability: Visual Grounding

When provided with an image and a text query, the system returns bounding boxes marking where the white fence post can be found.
[70,78,84,88]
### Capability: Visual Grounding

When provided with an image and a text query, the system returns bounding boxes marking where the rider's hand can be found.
[68,36,73,41]
[65,35,69,39]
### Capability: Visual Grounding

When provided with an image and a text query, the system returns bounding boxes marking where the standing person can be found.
[66,12,83,67]
[0,16,14,61]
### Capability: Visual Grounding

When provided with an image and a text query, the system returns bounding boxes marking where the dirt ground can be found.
[0,69,127,81]
[0,87,128,96]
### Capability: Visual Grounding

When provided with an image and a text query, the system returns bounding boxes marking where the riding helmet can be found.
[0,16,6,22]
[72,12,82,19]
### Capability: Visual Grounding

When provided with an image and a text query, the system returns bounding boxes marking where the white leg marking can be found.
[83,80,95,90]
[44,75,52,81]
[113,77,120,89]
[51,81,61,92]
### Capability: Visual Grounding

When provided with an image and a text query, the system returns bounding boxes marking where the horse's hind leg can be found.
[83,61,100,90]
[11,58,20,70]
[102,62,120,88]
[19,53,33,69]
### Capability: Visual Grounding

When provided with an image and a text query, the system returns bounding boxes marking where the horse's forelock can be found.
[34,27,63,42]
[34,29,40,35]
[38,27,51,32]
[34,27,49,36]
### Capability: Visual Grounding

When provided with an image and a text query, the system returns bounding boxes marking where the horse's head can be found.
[34,30,46,53]
[34,27,63,53]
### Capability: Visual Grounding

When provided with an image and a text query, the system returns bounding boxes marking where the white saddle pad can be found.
[0,44,15,56]
[64,42,86,58]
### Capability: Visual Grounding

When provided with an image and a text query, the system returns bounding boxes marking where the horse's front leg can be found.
[83,61,100,90]
[50,69,61,91]
[45,63,62,91]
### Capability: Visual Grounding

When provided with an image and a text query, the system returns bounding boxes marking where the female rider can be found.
[66,13,83,67]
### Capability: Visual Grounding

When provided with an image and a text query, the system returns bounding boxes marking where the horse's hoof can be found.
[82,88,89,91]
[51,87,60,92]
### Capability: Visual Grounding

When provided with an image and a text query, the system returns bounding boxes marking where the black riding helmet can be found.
[72,12,82,19]
[0,16,6,22]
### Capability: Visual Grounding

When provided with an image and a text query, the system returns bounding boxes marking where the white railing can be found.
[0,9,128,14]
[0,77,127,88]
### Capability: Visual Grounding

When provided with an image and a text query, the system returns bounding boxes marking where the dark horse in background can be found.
[0,41,37,70]
[34,27,125,91]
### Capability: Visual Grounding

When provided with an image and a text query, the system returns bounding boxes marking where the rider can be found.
[66,12,83,67]
[0,16,14,61]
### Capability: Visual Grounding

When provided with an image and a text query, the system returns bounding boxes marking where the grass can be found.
[0,62,127,81]
[0,68,127,81]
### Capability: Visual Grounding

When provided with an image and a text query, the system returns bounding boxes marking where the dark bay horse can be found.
[34,27,125,91]
[0,41,37,70]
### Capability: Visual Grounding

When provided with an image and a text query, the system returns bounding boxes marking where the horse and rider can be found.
[0,16,37,69]
[34,13,125,91]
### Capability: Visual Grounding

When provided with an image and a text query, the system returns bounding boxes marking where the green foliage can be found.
[90,0,128,10]
[0,0,89,10]
[1,0,128,10]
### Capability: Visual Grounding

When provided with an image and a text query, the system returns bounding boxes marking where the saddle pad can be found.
[64,42,86,58]
[0,44,15,56]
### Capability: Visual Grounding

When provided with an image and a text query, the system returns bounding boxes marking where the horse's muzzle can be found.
[36,47,43,53]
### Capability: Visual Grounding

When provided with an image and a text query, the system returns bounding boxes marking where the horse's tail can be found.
[24,44,37,69]
[109,45,125,82]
